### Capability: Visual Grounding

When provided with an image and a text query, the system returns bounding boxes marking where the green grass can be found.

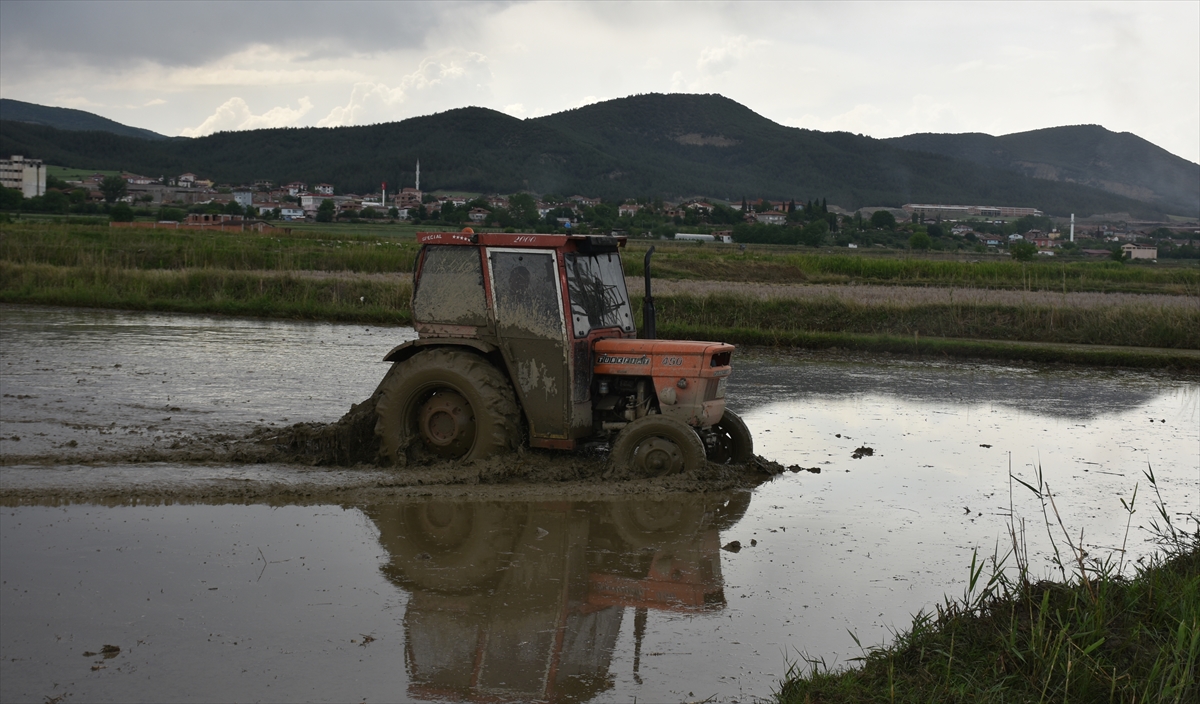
[640,294,1200,349]
[0,261,412,324]
[777,468,1199,704]
[45,165,119,181]
[1,222,420,273]
[657,324,1200,370]
[624,244,1200,295]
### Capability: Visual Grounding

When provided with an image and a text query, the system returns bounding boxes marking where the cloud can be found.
[697,35,766,76]
[0,1,485,69]
[181,97,314,137]
[317,52,491,127]
[502,103,526,117]
[54,96,106,109]
[143,98,166,107]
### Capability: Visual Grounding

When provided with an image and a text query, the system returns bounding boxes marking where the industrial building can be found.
[0,155,46,197]
[902,203,1043,219]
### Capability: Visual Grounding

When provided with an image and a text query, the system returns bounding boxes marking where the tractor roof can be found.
[417,229,626,252]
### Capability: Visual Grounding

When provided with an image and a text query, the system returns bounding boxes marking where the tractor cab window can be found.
[413,245,487,326]
[564,252,635,337]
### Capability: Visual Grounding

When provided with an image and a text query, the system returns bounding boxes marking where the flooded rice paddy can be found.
[2,305,1197,703]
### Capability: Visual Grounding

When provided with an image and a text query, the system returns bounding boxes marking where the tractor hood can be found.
[592,338,733,427]
[592,339,733,377]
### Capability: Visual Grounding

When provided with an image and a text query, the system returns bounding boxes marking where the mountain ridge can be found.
[0,94,1192,218]
[886,125,1198,217]
[0,98,168,141]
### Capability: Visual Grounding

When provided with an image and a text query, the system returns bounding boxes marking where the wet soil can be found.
[1,365,786,505]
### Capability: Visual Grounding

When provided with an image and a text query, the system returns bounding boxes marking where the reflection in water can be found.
[362,493,750,702]
[734,355,1184,420]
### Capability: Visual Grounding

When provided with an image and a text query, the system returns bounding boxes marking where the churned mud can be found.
[0,305,788,505]
[1,385,787,505]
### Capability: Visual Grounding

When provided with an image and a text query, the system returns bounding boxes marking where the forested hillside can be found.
[0,98,167,140]
[888,125,1199,217]
[0,94,1172,217]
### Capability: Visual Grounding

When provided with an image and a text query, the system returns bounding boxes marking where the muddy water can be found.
[2,305,1198,703]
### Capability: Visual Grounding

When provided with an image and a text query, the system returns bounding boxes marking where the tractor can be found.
[375,229,752,475]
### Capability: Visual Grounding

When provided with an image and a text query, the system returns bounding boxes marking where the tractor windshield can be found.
[563,251,635,337]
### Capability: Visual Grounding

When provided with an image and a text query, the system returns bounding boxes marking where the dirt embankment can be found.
[0,386,790,505]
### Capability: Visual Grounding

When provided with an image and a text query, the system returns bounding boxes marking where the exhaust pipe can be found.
[642,246,656,339]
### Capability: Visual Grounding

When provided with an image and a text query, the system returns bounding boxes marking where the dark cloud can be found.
[0,0,501,68]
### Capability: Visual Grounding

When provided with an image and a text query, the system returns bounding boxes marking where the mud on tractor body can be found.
[375,230,752,475]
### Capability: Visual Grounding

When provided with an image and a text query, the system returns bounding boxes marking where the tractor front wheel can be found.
[610,415,706,477]
[706,409,753,465]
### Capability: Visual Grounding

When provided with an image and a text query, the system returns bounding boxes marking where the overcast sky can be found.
[1,0,1197,162]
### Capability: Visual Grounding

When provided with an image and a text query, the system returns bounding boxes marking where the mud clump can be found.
[255,392,385,466]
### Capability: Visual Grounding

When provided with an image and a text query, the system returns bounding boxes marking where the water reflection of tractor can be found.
[373,231,752,474]
[360,492,750,703]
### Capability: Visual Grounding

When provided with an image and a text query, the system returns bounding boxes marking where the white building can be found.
[1,155,46,197]
[754,210,787,226]
[233,190,254,207]
[1121,243,1158,260]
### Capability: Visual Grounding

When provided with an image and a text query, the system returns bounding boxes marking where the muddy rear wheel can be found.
[364,502,525,592]
[375,348,521,465]
[706,409,753,465]
[610,415,706,477]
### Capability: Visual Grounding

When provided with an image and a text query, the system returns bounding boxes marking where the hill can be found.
[0,94,1174,217]
[887,126,1199,217]
[0,98,167,141]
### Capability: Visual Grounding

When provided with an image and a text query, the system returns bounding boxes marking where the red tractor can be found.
[375,229,751,474]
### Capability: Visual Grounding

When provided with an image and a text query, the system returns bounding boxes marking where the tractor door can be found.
[487,249,569,441]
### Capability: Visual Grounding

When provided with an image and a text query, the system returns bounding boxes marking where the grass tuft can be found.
[775,467,1199,703]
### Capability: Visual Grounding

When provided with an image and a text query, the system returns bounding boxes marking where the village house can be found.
[314,183,335,196]
[178,173,197,187]
[397,187,422,208]
[618,203,641,217]
[754,210,787,226]
[122,172,155,186]
[1121,243,1158,260]
[570,195,601,207]
[468,207,490,222]
[284,181,307,196]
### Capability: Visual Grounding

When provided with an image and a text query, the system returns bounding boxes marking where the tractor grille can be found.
[704,377,727,401]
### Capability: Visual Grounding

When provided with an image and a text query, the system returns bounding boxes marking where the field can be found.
[2,221,1198,367]
[44,165,120,181]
